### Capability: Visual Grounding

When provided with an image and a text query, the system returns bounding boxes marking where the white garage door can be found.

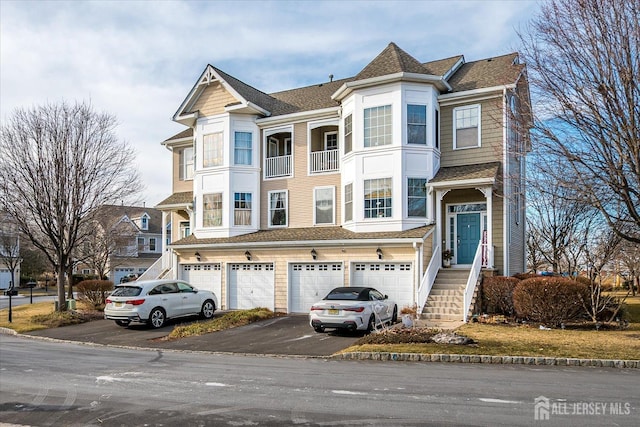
[114,268,135,285]
[289,263,343,313]
[0,269,12,289]
[180,264,222,303]
[228,263,274,310]
[352,263,414,308]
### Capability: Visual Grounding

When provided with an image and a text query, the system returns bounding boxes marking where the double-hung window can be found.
[314,187,335,225]
[344,114,353,153]
[203,132,223,167]
[203,193,223,227]
[269,191,288,227]
[234,132,252,165]
[407,105,427,144]
[344,183,353,222]
[364,105,392,147]
[364,178,392,218]
[179,147,194,180]
[137,237,145,252]
[149,238,156,251]
[234,192,252,226]
[407,178,427,217]
[454,105,481,149]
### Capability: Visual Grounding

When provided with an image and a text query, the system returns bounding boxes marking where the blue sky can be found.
[0,0,539,206]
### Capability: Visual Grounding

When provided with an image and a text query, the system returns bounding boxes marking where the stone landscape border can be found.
[334,352,640,368]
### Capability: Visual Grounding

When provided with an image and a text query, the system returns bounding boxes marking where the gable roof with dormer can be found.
[94,205,163,235]
[165,42,526,141]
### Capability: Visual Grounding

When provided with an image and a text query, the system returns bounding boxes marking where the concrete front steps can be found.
[421,268,469,323]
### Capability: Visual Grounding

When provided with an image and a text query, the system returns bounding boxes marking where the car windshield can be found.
[324,289,367,301]
[111,286,143,297]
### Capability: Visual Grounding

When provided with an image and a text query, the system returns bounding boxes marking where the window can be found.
[203,193,222,227]
[408,178,427,217]
[324,132,338,150]
[149,237,156,251]
[435,110,440,149]
[203,132,223,167]
[269,191,288,227]
[179,147,194,180]
[407,104,426,144]
[344,183,353,222]
[344,114,352,153]
[314,187,335,225]
[234,132,252,165]
[140,215,148,230]
[364,105,392,147]
[454,105,480,149]
[234,192,252,226]
[364,178,392,218]
[179,221,191,238]
[137,237,145,251]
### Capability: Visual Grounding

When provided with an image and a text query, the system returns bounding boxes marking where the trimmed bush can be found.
[76,280,114,309]
[513,277,589,326]
[482,276,520,315]
[512,272,538,281]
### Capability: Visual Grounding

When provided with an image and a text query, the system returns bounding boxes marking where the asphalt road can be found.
[1,334,638,427]
[26,314,363,356]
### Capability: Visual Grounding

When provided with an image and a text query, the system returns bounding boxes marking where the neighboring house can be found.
[0,212,21,290]
[155,42,530,320]
[78,205,165,284]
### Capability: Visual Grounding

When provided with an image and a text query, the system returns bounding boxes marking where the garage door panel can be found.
[289,263,343,313]
[180,264,222,304]
[352,263,413,308]
[228,264,274,310]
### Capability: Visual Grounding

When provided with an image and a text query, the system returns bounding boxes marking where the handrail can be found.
[463,240,483,322]
[136,252,167,282]
[416,244,441,315]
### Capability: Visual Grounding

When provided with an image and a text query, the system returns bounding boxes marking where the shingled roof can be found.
[171,225,433,246]
[156,191,193,208]
[429,162,501,184]
[447,53,524,92]
[354,42,433,80]
[95,205,163,234]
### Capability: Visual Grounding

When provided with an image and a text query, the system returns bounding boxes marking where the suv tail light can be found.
[126,299,146,306]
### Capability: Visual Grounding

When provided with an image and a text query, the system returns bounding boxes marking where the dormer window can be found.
[139,214,150,230]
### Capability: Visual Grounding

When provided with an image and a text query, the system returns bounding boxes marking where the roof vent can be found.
[329,74,334,82]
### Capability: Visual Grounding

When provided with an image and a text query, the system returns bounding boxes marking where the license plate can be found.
[115,302,122,307]
[328,309,339,315]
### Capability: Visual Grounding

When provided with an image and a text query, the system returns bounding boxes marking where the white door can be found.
[352,262,413,308]
[180,264,222,303]
[228,263,274,310]
[289,263,343,313]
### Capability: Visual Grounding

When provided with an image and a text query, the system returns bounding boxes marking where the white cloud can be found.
[1,0,538,206]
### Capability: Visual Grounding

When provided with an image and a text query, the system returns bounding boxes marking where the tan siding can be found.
[171,148,193,193]
[440,98,504,168]
[260,122,341,229]
[190,82,238,117]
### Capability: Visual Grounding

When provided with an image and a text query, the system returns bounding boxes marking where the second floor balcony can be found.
[310,149,339,174]
[265,154,292,178]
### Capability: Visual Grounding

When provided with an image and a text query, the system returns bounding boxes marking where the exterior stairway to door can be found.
[421,268,470,323]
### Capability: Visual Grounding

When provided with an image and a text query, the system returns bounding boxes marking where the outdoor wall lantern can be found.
[245,251,252,261]
[376,247,383,260]
[195,252,201,262]
[310,248,317,260]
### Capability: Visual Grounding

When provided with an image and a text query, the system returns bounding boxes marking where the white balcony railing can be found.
[265,155,292,178]
[310,149,339,173]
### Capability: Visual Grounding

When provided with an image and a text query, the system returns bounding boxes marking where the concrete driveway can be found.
[25,313,363,357]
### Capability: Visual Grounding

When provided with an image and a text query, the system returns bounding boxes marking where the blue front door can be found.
[457,213,481,264]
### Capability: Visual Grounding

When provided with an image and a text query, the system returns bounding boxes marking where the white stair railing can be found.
[463,241,484,322]
[136,252,170,282]
[416,244,441,315]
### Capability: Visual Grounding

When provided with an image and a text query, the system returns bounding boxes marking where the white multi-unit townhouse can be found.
[154,42,530,320]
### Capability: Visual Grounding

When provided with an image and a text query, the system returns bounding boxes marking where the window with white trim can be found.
[149,237,156,251]
[344,114,352,153]
[407,104,426,144]
[203,193,222,227]
[453,105,481,149]
[269,190,288,227]
[344,183,353,222]
[364,105,392,147]
[203,132,223,167]
[324,132,338,151]
[314,186,335,225]
[179,221,190,238]
[179,147,194,180]
[137,237,145,251]
[364,178,392,218]
[407,178,427,217]
[234,192,252,226]
[234,132,252,165]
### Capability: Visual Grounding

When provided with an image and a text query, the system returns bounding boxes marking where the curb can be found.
[333,351,640,368]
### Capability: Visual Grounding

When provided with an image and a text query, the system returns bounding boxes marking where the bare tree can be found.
[518,0,640,244]
[0,213,21,292]
[618,240,640,296]
[0,101,142,311]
